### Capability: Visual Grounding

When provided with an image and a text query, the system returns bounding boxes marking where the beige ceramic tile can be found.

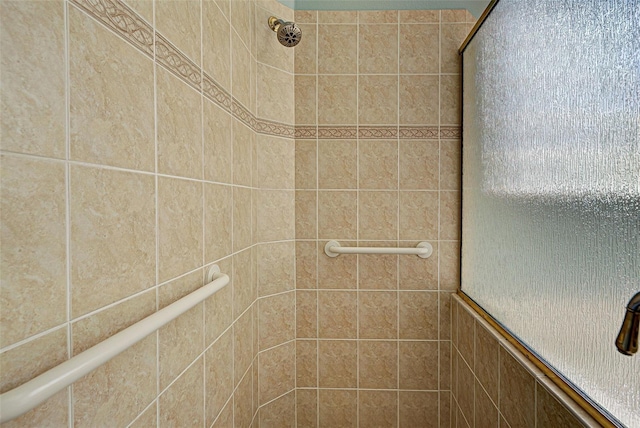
[296,389,318,428]
[442,9,469,22]
[204,183,232,263]
[359,252,397,290]
[157,270,204,390]
[440,191,461,240]
[296,290,317,338]
[257,62,295,124]
[399,191,438,240]
[318,340,357,388]
[399,75,439,125]
[440,339,452,389]
[318,11,357,23]
[212,394,233,428]
[359,24,398,74]
[358,341,398,389]
[124,0,153,24]
[259,391,296,427]
[203,100,232,184]
[256,189,295,241]
[259,341,295,404]
[233,364,253,428]
[458,304,475,368]
[359,191,398,240]
[318,191,357,239]
[233,249,254,318]
[295,10,317,23]
[157,67,203,179]
[296,241,318,289]
[230,0,251,51]
[359,140,398,189]
[0,328,67,395]
[156,0,201,64]
[440,74,462,125]
[234,309,253,386]
[296,139,317,189]
[231,119,251,187]
[158,177,203,282]
[203,1,231,91]
[440,140,462,190]
[440,391,451,428]
[69,7,154,171]
[259,291,295,350]
[295,23,318,74]
[233,186,252,251]
[400,24,439,74]
[205,257,233,345]
[399,140,439,190]
[70,166,155,317]
[500,347,536,428]
[318,139,357,189]
[295,75,317,125]
[359,10,398,23]
[399,291,438,340]
[256,134,295,189]
[359,390,398,428]
[399,341,439,390]
[399,391,439,428]
[475,380,499,427]
[129,402,157,428]
[0,1,65,158]
[399,241,438,290]
[535,381,587,428]
[296,191,317,239]
[296,339,318,387]
[0,156,66,347]
[317,240,357,289]
[72,289,155,355]
[358,75,398,125]
[1,390,68,428]
[258,242,295,296]
[399,10,440,23]
[318,389,357,428]
[318,75,357,125]
[318,24,357,74]
[232,33,252,109]
[318,290,357,338]
[205,330,233,425]
[439,291,452,340]
[439,241,461,291]
[159,358,204,427]
[441,24,469,74]
[73,335,156,427]
[359,291,398,339]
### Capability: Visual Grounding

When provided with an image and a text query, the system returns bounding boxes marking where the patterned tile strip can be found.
[70,0,154,58]
[440,126,462,139]
[256,120,295,138]
[295,126,317,139]
[359,126,399,139]
[155,33,202,91]
[399,126,440,139]
[203,73,232,113]
[318,126,358,139]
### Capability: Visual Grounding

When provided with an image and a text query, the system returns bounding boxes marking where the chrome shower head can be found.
[268,16,302,47]
[615,292,640,356]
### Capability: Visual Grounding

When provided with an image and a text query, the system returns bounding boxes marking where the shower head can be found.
[268,16,302,47]
[615,292,640,356]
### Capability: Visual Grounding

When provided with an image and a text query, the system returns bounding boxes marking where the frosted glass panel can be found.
[461,1,640,427]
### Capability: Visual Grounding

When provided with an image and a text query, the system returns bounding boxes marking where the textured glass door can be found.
[461,1,640,426]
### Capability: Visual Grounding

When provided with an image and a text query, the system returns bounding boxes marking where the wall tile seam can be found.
[257,386,297,410]
[67,0,295,138]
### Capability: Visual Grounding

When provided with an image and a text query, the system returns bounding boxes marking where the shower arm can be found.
[615,291,640,356]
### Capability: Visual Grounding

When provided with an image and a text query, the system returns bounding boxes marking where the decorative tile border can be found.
[295,126,460,140]
[318,126,358,139]
[155,33,201,91]
[70,0,295,139]
[440,126,462,139]
[295,126,317,139]
[358,126,398,139]
[399,126,440,139]
[70,0,154,58]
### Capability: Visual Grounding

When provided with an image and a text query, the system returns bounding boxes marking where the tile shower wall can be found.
[293,10,475,427]
[0,0,295,426]
[450,295,600,428]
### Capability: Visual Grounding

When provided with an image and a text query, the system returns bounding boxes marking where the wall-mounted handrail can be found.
[0,265,229,423]
[324,240,433,259]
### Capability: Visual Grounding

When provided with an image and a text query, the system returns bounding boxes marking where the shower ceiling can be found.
[276,0,490,17]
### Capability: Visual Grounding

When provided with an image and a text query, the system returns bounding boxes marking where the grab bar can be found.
[324,240,433,259]
[0,265,229,423]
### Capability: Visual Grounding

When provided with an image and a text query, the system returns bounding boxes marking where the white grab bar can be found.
[0,265,229,423]
[324,240,433,259]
